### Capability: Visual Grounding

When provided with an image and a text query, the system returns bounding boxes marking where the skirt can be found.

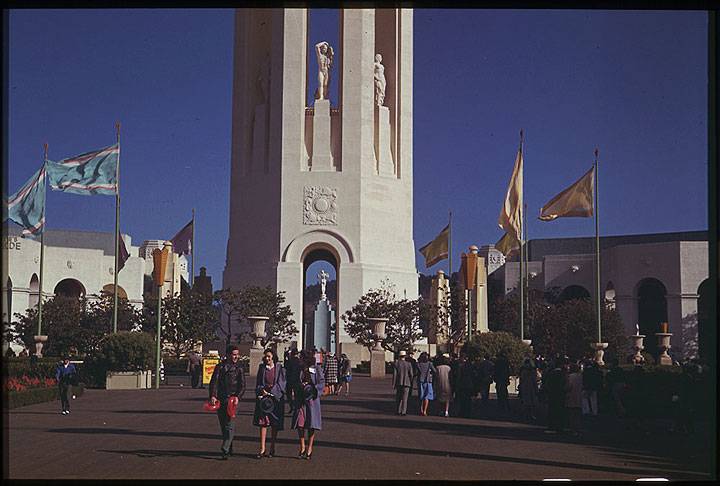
[419,382,434,401]
[253,398,285,430]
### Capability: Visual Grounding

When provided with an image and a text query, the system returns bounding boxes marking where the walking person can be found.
[542,357,569,434]
[292,351,325,459]
[477,355,495,408]
[208,345,246,459]
[518,357,539,421]
[582,360,602,416]
[392,350,414,416]
[285,348,302,411]
[606,358,627,418]
[55,356,78,415]
[323,352,339,395]
[494,351,511,414]
[338,353,352,396]
[253,348,286,459]
[415,352,437,416]
[454,354,475,418]
[565,362,584,436]
[187,350,203,389]
[435,353,452,417]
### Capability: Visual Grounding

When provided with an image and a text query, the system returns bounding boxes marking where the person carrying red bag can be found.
[209,345,246,460]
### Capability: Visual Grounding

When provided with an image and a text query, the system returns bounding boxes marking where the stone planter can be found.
[33,335,48,358]
[629,334,646,364]
[655,333,673,365]
[106,370,152,390]
[248,316,269,350]
[368,317,388,351]
[368,318,389,378]
[592,342,608,366]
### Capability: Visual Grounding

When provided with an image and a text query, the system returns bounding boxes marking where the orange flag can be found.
[539,166,594,221]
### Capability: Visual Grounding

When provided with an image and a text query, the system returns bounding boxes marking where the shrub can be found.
[83,332,155,386]
[463,331,531,375]
[5,383,85,410]
[163,357,188,375]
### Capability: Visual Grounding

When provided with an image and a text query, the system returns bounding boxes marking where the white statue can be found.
[314,41,334,101]
[318,269,329,301]
[374,53,386,106]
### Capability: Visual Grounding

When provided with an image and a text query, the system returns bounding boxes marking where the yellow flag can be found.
[498,149,523,241]
[539,166,594,221]
[495,231,519,257]
[419,223,450,267]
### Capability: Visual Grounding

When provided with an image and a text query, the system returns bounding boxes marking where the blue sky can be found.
[7,9,708,288]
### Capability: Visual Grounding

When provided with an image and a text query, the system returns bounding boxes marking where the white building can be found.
[3,225,188,353]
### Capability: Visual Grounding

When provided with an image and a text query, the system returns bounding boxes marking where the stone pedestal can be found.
[310,300,334,352]
[248,316,269,374]
[33,335,48,358]
[375,106,394,176]
[369,317,388,378]
[655,333,673,365]
[592,342,608,366]
[311,99,334,171]
[630,334,646,364]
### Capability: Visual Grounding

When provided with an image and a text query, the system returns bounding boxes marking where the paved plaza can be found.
[5,374,713,480]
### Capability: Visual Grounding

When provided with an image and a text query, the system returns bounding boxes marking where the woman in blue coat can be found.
[292,350,325,459]
[253,348,286,458]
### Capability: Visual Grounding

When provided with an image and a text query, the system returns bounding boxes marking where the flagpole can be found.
[38,143,48,338]
[448,211,452,279]
[519,129,525,341]
[191,208,195,289]
[524,201,529,341]
[594,148,601,343]
[113,122,121,333]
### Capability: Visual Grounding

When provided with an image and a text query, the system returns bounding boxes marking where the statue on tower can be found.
[374,53,386,106]
[317,269,329,301]
[314,41,334,101]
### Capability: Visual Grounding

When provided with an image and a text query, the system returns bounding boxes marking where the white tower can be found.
[224,9,417,362]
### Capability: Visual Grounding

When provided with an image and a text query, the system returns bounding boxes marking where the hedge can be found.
[5,383,85,410]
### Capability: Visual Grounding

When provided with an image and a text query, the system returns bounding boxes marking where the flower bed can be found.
[5,375,57,392]
[5,383,85,410]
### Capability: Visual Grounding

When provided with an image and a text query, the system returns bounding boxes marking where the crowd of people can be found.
[391,350,709,437]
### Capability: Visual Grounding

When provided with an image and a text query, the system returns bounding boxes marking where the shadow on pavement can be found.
[97,448,224,461]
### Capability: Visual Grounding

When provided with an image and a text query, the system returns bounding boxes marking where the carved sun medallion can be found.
[303,186,337,225]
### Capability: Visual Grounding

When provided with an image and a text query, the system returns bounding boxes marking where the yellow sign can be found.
[202,357,220,385]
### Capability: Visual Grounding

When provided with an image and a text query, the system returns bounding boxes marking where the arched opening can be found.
[102,284,128,300]
[3,277,12,324]
[559,285,591,303]
[605,281,616,310]
[636,278,668,358]
[697,279,710,361]
[302,246,338,353]
[29,273,39,309]
[54,279,86,300]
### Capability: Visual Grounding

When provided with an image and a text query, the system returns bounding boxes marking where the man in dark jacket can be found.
[187,350,203,389]
[542,357,569,433]
[55,356,78,415]
[209,345,246,459]
[285,348,302,410]
[494,352,511,413]
[477,354,495,407]
[392,351,414,416]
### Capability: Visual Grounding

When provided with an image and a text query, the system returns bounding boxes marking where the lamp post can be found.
[152,243,172,389]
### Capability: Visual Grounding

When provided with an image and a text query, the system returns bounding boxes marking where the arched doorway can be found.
[605,281,616,310]
[29,273,39,309]
[303,246,338,353]
[559,285,591,303]
[54,279,86,300]
[697,279,710,361]
[636,278,668,358]
[102,284,128,300]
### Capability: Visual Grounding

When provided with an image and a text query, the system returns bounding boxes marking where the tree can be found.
[385,298,424,354]
[213,286,297,348]
[342,286,395,354]
[463,331,531,375]
[141,290,219,359]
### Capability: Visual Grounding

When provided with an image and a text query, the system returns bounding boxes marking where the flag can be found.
[118,231,130,271]
[539,166,594,221]
[418,223,450,267]
[170,219,193,255]
[5,165,46,236]
[498,149,523,242]
[495,231,520,257]
[46,144,119,196]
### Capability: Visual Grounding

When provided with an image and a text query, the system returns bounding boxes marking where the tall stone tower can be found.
[224,9,417,361]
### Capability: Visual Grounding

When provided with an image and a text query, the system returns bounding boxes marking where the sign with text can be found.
[202,357,220,385]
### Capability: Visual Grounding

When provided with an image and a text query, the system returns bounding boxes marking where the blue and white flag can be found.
[47,144,119,196]
[5,164,47,236]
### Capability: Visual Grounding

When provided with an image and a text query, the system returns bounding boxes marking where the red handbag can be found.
[203,399,221,412]
[226,396,239,418]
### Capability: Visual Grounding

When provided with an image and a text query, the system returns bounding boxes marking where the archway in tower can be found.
[302,247,337,354]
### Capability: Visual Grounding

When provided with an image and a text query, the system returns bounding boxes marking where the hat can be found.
[399,350,407,357]
[258,394,276,414]
[226,396,239,418]
[442,353,450,358]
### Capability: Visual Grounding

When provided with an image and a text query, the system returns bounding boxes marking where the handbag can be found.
[322,385,331,396]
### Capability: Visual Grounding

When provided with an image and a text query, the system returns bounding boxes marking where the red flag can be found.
[118,231,130,271]
[170,219,193,255]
